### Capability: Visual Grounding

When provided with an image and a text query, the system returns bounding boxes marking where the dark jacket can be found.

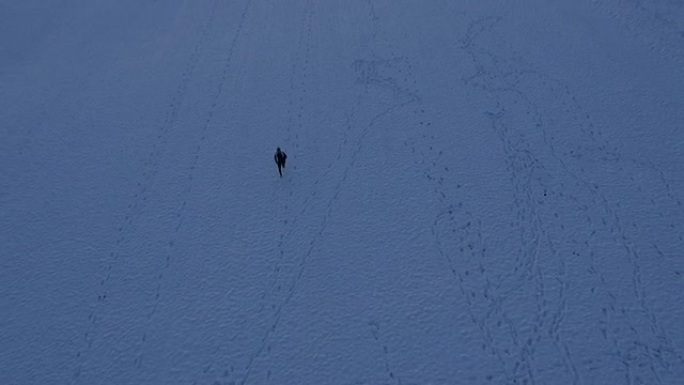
[275,148,287,167]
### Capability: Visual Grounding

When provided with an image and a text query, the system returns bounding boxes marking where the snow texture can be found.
[2,0,683,384]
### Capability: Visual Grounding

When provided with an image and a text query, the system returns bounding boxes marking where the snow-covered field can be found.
[2,1,683,384]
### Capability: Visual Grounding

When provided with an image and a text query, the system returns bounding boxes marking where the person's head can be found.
[276,147,281,152]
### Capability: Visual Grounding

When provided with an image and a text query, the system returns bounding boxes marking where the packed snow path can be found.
[2,1,683,384]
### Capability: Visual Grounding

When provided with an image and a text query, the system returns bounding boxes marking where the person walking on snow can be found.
[274,147,287,177]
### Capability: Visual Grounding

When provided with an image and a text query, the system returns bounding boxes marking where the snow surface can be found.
[2,0,684,384]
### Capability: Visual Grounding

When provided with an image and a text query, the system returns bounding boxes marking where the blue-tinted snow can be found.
[1,1,683,384]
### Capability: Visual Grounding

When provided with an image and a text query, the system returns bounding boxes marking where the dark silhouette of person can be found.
[274,147,287,177]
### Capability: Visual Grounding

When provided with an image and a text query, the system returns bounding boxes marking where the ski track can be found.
[194,1,317,383]
[135,0,253,374]
[237,2,319,383]
[72,0,221,381]
[333,2,424,383]
[209,1,424,383]
[411,11,683,385]
[369,321,402,385]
